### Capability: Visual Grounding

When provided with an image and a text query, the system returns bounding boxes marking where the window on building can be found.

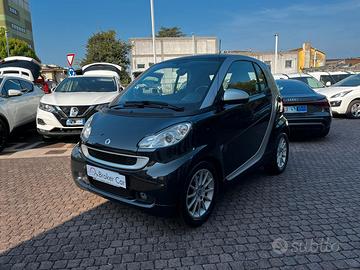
[285,60,292,68]
[137,64,145,69]
[149,63,154,66]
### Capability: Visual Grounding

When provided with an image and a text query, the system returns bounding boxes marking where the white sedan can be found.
[317,74,360,119]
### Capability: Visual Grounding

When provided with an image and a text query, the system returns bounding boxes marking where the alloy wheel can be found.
[276,137,288,169]
[186,169,215,219]
[351,102,360,118]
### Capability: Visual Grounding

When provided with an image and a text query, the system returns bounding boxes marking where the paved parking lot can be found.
[1,118,360,270]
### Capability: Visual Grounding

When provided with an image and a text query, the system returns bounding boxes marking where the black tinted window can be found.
[223,61,258,96]
[19,80,34,92]
[253,63,268,93]
[276,80,315,95]
[334,74,360,87]
[4,79,22,92]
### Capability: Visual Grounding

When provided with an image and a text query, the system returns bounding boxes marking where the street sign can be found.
[68,67,76,77]
[66,53,75,66]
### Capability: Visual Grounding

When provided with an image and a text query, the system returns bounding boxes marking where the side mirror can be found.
[8,89,23,97]
[223,88,250,104]
[325,81,331,87]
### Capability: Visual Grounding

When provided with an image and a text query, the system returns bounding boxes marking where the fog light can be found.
[37,118,46,125]
[139,192,148,200]
[76,172,90,184]
[330,101,341,107]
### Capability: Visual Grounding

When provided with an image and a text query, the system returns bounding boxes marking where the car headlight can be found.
[39,102,56,113]
[95,103,110,111]
[81,115,94,141]
[331,90,352,99]
[138,122,192,149]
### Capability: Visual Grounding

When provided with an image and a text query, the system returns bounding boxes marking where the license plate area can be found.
[86,165,126,189]
[285,105,307,113]
[66,118,85,126]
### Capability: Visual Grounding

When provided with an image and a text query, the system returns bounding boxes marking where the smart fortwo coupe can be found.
[71,55,289,226]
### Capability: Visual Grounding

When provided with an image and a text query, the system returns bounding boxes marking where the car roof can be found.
[286,73,312,78]
[159,54,266,65]
[0,75,33,82]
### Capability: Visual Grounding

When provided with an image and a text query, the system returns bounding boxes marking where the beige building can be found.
[129,36,219,75]
[224,42,326,74]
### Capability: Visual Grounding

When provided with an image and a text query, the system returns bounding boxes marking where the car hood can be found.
[40,91,119,106]
[85,110,191,153]
[317,86,355,98]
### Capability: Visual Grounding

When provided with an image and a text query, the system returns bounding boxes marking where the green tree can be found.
[81,30,132,84]
[156,27,185,37]
[0,28,40,61]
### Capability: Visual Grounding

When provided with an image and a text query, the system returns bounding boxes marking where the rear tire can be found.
[0,119,9,153]
[346,100,360,119]
[179,161,218,227]
[264,133,289,175]
[319,127,330,138]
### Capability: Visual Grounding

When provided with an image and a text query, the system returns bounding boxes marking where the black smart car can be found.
[71,55,289,226]
[276,79,332,137]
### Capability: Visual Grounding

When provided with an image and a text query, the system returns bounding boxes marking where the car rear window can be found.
[276,79,315,95]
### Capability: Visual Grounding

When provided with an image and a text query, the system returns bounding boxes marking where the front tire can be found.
[346,100,360,119]
[179,161,218,227]
[264,133,289,175]
[0,119,9,153]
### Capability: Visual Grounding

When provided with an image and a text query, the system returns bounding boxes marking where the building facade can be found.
[0,0,34,49]
[129,36,219,75]
[224,42,326,74]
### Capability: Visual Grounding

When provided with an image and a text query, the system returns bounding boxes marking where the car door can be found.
[2,78,30,127]
[19,79,42,121]
[219,61,272,177]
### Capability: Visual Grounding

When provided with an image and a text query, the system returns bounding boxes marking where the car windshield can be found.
[55,77,117,93]
[292,76,325,89]
[114,57,224,111]
[276,79,315,95]
[334,74,360,87]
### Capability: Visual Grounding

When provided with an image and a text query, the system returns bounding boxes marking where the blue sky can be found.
[31,0,360,66]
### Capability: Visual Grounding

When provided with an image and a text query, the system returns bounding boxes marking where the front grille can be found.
[88,148,137,166]
[81,144,149,170]
[59,106,91,117]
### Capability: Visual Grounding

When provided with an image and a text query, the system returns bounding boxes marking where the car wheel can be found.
[265,133,289,175]
[319,127,330,138]
[0,119,9,152]
[346,100,360,119]
[180,161,218,227]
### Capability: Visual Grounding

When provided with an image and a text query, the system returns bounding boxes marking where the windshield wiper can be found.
[121,101,184,112]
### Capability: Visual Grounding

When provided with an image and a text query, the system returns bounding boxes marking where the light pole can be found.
[274,33,279,74]
[5,30,10,57]
[150,0,156,64]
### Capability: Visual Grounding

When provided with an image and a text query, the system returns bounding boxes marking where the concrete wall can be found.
[130,36,218,73]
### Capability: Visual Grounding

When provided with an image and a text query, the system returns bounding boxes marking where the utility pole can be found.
[274,33,279,74]
[150,0,156,64]
[5,30,10,57]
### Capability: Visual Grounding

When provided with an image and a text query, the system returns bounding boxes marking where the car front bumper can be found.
[37,109,84,136]
[71,143,195,215]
